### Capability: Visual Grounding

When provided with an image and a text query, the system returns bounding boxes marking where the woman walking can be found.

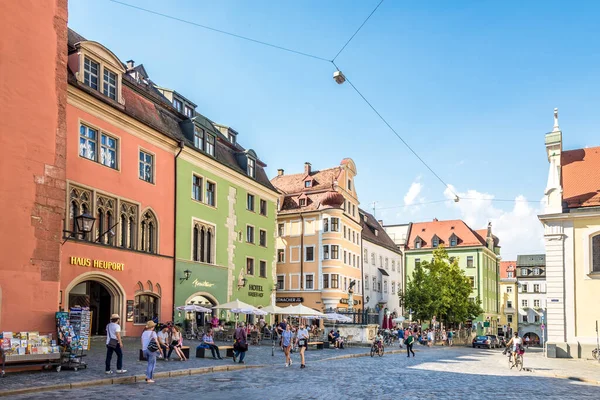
[141,320,162,383]
[282,324,293,367]
[406,330,415,357]
[105,314,126,374]
[233,322,248,364]
[296,323,309,369]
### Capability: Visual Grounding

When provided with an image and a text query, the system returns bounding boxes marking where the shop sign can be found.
[248,284,264,298]
[192,279,214,288]
[69,256,124,271]
[277,297,303,303]
[340,298,360,305]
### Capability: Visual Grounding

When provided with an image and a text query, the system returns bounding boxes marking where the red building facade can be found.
[0,0,69,333]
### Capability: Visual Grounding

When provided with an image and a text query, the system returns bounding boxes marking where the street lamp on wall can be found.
[237,277,247,290]
[180,269,192,284]
[62,212,96,245]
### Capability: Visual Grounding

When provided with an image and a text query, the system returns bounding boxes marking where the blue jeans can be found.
[144,350,157,379]
[105,344,123,371]
[234,349,246,362]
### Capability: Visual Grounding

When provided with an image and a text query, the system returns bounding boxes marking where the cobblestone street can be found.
[7,346,600,399]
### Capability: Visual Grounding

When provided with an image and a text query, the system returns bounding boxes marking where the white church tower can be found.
[544,108,563,213]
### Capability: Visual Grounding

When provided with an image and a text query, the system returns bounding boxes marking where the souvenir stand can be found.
[55,307,90,371]
[0,331,61,377]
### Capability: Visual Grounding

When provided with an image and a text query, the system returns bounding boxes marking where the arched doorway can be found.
[184,292,218,330]
[523,332,541,346]
[65,273,125,336]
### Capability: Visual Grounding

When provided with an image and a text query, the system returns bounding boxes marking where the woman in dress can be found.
[141,320,162,383]
[233,322,248,364]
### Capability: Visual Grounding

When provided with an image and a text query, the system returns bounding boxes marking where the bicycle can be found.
[504,347,523,371]
[370,340,384,357]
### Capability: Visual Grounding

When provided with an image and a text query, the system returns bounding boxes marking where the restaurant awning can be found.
[378,268,389,276]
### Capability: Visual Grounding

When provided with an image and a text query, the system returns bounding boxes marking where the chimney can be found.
[277,169,284,176]
[304,162,311,175]
[433,218,438,222]
[378,220,384,227]
[487,221,492,237]
[126,60,135,69]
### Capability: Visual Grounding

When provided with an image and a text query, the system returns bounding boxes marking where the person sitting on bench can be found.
[201,329,223,360]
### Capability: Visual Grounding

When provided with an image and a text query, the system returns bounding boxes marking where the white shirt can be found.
[512,337,523,351]
[297,328,309,340]
[158,331,169,344]
[141,330,158,351]
[106,322,121,345]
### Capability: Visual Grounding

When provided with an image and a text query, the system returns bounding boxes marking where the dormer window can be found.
[228,133,237,145]
[299,198,306,206]
[84,57,99,90]
[374,229,379,237]
[449,233,458,247]
[304,181,311,188]
[432,235,440,248]
[103,68,117,100]
[247,158,256,178]
[184,105,194,118]
[173,98,183,112]
[206,134,215,156]
[194,128,204,150]
[415,236,422,249]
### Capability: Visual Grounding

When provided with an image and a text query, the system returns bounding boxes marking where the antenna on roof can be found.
[372,201,378,218]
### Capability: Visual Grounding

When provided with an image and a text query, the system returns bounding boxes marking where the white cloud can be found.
[443,185,544,260]
[404,181,422,206]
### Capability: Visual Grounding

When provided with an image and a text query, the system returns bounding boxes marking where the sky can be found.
[68,0,600,259]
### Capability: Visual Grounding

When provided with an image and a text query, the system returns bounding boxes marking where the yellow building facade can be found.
[271,159,363,312]
[498,261,518,338]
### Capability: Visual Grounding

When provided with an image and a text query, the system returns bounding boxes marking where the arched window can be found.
[193,226,199,261]
[140,210,158,254]
[120,202,137,249]
[193,222,215,264]
[593,234,600,273]
[206,228,212,263]
[134,293,159,324]
[69,186,92,241]
[96,195,116,245]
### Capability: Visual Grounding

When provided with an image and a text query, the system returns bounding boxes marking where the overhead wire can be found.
[108,0,331,62]
[376,197,541,211]
[332,0,385,62]
[106,0,532,205]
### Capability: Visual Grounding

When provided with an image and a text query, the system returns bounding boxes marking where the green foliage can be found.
[399,247,483,324]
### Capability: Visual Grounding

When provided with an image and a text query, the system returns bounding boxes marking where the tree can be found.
[399,247,483,326]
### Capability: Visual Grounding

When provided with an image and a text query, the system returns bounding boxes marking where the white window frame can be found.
[507,286,513,293]
[330,245,339,260]
[192,174,203,202]
[365,275,369,291]
[247,157,256,178]
[534,299,540,308]
[290,245,301,263]
[103,67,117,100]
[304,273,315,290]
[522,299,528,307]
[289,273,301,290]
[139,149,155,184]
[277,222,286,237]
[322,217,329,233]
[323,274,330,289]
[322,245,330,260]
[304,245,315,262]
[246,224,255,244]
[277,274,285,290]
[277,248,286,263]
[330,217,340,232]
[247,193,255,212]
[205,180,217,207]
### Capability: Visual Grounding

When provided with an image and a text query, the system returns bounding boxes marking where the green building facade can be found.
[174,119,278,326]
[404,220,500,334]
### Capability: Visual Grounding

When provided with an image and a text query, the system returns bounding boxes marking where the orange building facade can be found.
[271,160,364,312]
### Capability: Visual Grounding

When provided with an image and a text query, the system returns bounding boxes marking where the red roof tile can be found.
[561,146,600,208]
[499,261,516,279]
[406,219,490,250]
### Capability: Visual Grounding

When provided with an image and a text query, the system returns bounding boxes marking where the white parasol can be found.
[176,305,213,313]
[261,304,286,314]
[324,313,352,323]
[281,303,325,317]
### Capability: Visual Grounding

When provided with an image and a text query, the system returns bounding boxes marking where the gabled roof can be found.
[406,219,492,250]
[271,167,342,195]
[499,261,516,279]
[359,209,401,254]
[561,146,600,208]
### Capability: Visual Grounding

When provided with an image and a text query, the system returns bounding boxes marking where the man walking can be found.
[105,314,126,374]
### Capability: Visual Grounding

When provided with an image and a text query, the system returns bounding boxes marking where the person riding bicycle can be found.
[373,330,384,350]
[505,331,524,363]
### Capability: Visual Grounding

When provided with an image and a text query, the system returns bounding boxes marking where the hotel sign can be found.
[69,256,124,271]
[248,284,264,298]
